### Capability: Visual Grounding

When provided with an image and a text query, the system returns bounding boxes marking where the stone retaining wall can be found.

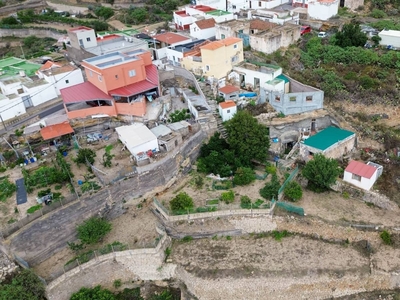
[0,28,65,39]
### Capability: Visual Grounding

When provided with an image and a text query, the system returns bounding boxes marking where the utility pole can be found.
[3,138,19,158]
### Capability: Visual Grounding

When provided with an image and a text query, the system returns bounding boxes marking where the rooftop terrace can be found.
[83,49,149,69]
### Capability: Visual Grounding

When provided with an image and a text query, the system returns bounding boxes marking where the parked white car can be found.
[318,32,327,38]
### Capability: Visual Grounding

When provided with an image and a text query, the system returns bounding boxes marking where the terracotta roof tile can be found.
[40,122,74,140]
[219,85,239,94]
[219,100,236,109]
[195,18,216,29]
[250,19,277,31]
[200,37,241,50]
[153,32,190,45]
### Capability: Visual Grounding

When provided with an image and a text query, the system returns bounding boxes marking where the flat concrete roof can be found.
[115,123,157,150]
[85,38,148,57]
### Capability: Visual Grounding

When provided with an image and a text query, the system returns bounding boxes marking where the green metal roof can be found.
[303,127,355,151]
[277,74,289,83]
[0,57,41,78]
[206,10,231,15]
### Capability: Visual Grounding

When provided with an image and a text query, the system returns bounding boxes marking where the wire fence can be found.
[0,194,77,239]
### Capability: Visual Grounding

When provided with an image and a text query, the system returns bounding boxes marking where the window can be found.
[352,174,361,181]
[289,96,296,101]
[205,65,210,71]
[89,70,93,77]
[259,1,262,6]
[98,75,102,82]
[238,29,243,33]
[115,75,119,79]
[306,96,313,101]
[227,109,230,113]
[128,70,136,77]
[231,55,238,63]
[233,44,238,49]
[221,34,226,39]
[275,96,280,102]
[65,79,69,84]
[86,37,91,42]
[232,5,236,8]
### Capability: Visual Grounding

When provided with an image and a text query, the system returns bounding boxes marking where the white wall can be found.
[215,24,237,40]
[130,139,159,156]
[0,97,26,121]
[233,66,282,89]
[308,0,339,21]
[23,83,58,106]
[174,13,193,28]
[190,24,216,40]
[76,30,97,48]
[218,106,237,122]
[194,0,248,12]
[343,170,377,191]
[0,80,23,96]
[54,69,84,95]
[250,0,290,9]
[379,30,400,48]
[211,13,235,23]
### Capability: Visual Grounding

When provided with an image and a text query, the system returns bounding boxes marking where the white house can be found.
[378,29,400,48]
[218,100,237,121]
[343,160,383,191]
[190,19,216,40]
[36,61,84,95]
[218,84,240,100]
[249,0,290,9]
[0,93,27,121]
[115,123,159,159]
[308,0,339,21]
[192,0,248,12]
[22,79,58,107]
[68,26,98,49]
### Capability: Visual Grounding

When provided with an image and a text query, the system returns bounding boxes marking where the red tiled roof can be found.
[219,85,239,94]
[61,81,113,104]
[39,61,60,71]
[201,37,241,50]
[219,100,236,109]
[195,18,216,29]
[345,160,377,179]
[153,32,190,45]
[97,34,120,42]
[109,65,159,97]
[69,26,93,32]
[40,122,74,140]
[250,19,277,31]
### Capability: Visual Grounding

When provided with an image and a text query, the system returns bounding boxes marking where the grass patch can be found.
[206,199,219,205]
[272,230,291,241]
[380,230,393,245]
[27,204,42,214]
[181,236,193,243]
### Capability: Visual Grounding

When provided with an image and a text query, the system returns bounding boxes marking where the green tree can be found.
[334,22,367,48]
[75,148,96,166]
[259,173,280,200]
[70,285,116,300]
[16,9,35,23]
[302,153,341,192]
[0,269,46,300]
[94,6,114,20]
[225,110,270,166]
[23,35,37,48]
[284,181,303,202]
[371,35,382,46]
[233,167,256,186]
[170,192,194,211]
[130,8,147,24]
[1,16,18,25]
[77,217,112,245]
[168,109,191,123]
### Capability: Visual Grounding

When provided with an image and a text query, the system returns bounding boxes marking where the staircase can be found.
[198,80,228,139]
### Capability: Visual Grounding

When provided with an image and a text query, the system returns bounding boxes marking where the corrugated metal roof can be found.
[61,81,113,104]
[345,160,377,179]
[40,122,74,140]
[109,65,159,97]
[115,123,157,152]
[150,124,172,138]
[302,127,355,151]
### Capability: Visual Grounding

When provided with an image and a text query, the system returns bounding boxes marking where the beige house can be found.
[181,37,244,79]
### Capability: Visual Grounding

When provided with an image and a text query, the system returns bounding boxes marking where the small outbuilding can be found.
[218,85,240,100]
[115,123,158,165]
[167,120,192,137]
[218,100,237,122]
[343,160,383,191]
[150,124,182,152]
[300,126,356,160]
[378,29,400,48]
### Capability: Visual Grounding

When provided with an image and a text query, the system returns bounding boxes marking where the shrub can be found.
[27,204,42,214]
[194,175,204,189]
[233,167,256,186]
[272,230,290,241]
[265,164,277,175]
[54,184,62,190]
[342,191,350,199]
[259,173,280,200]
[370,9,387,18]
[77,217,112,245]
[240,195,252,208]
[170,192,194,211]
[75,148,96,166]
[284,181,303,202]
[220,190,235,204]
[380,230,393,245]
[359,75,376,89]
[181,235,193,243]
[37,188,51,198]
[113,279,122,288]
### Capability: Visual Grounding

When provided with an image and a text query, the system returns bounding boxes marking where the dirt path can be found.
[46,1,89,14]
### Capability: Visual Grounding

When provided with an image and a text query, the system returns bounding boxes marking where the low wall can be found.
[153,200,272,222]
[0,28,65,39]
[331,179,398,210]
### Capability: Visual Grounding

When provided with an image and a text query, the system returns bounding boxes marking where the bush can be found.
[27,204,42,214]
[75,148,96,166]
[170,192,194,211]
[220,190,235,204]
[259,173,280,200]
[181,235,193,243]
[272,230,290,241]
[370,9,387,18]
[380,230,393,245]
[77,217,112,245]
[284,181,303,202]
[233,167,256,186]
[240,195,252,208]
[0,177,17,202]
[113,279,122,288]
[0,269,46,300]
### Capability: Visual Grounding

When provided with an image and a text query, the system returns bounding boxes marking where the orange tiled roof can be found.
[200,37,241,50]
[40,122,74,140]
[250,19,277,31]
[219,100,236,109]
[219,85,239,94]
[153,32,190,45]
[195,18,216,29]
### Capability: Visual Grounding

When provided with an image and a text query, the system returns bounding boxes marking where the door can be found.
[79,39,83,47]
[311,119,316,132]
[22,95,33,108]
